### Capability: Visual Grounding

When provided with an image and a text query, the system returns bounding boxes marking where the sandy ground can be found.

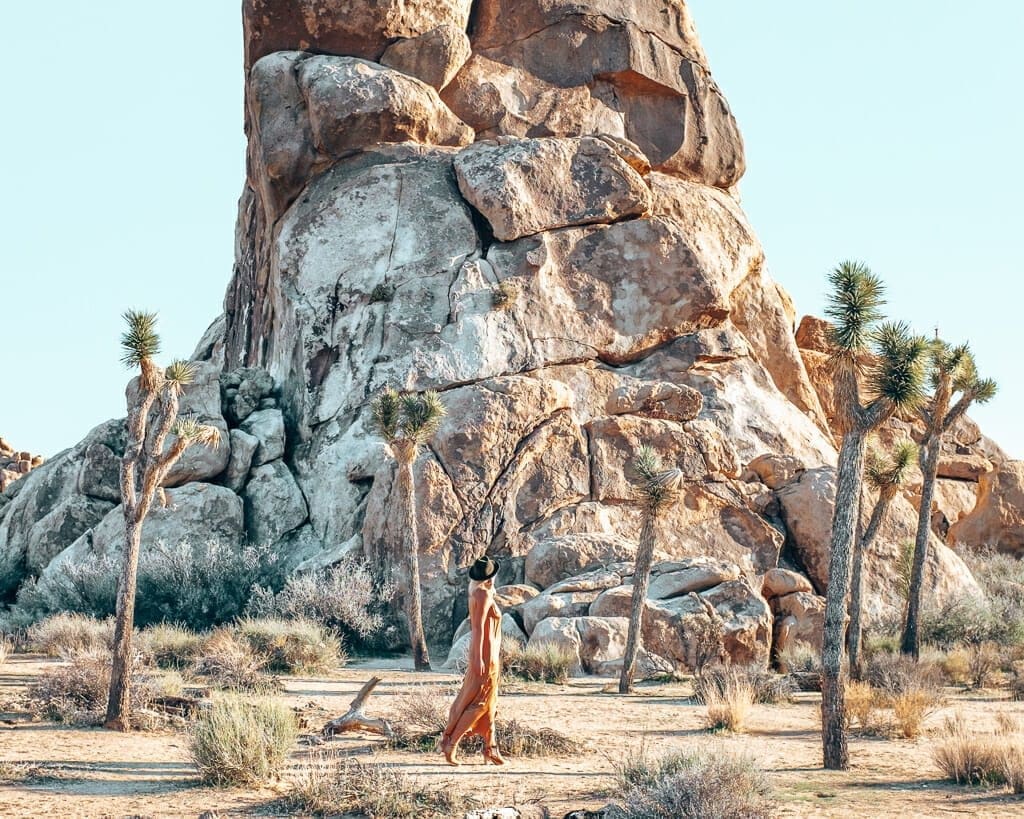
[2,654,1024,818]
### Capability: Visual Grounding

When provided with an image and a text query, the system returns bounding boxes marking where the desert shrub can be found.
[502,640,574,684]
[921,596,1024,650]
[938,647,972,685]
[955,546,1024,612]
[234,617,344,674]
[27,652,162,726]
[289,754,466,818]
[490,279,517,310]
[140,623,204,669]
[697,664,793,705]
[776,640,820,674]
[967,641,1002,688]
[12,539,287,631]
[845,680,880,731]
[12,555,120,623]
[245,558,393,649]
[136,539,287,630]
[26,613,114,658]
[696,668,755,733]
[0,638,10,668]
[191,628,279,693]
[1011,666,1024,701]
[890,684,944,739]
[863,651,943,695]
[933,714,1007,785]
[996,711,1021,735]
[1005,746,1024,795]
[609,748,773,819]
[189,694,297,787]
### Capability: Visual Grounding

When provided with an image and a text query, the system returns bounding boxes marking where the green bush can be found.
[234,617,344,674]
[189,694,297,787]
[920,597,1024,650]
[609,749,774,818]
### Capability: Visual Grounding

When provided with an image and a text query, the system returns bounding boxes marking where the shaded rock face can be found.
[776,466,982,621]
[949,461,1024,556]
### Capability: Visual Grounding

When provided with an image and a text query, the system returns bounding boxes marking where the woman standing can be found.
[440,556,505,766]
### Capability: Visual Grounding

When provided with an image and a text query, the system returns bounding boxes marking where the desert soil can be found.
[2,654,1024,818]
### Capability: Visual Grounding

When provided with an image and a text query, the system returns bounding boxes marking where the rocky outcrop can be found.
[5,0,1008,663]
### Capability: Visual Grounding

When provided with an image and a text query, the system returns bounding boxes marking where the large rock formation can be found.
[1,1,1005,668]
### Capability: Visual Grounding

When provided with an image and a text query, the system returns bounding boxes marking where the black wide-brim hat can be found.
[468,556,500,582]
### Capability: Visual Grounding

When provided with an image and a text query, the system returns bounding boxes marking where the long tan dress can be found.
[441,584,502,758]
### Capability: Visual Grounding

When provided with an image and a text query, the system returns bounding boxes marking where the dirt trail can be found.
[2,655,1024,817]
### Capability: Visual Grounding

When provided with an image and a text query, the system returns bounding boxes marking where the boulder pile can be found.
[0,438,44,495]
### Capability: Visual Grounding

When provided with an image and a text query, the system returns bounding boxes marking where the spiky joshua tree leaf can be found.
[867,322,928,413]
[120,310,161,368]
[399,391,446,443]
[865,440,917,491]
[171,413,221,448]
[632,447,684,510]
[824,261,885,358]
[164,359,198,392]
[369,388,402,442]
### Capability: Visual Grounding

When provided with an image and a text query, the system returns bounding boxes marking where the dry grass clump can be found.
[234,617,344,675]
[189,694,297,787]
[845,680,881,731]
[27,652,163,726]
[967,641,1002,689]
[289,753,467,818]
[26,613,113,658]
[697,668,755,733]
[932,713,1018,787]
[697,665,793,705]
[502,639,574,684]
[0,761,48,785]
[1011,665,1024,702]
[386,683,579,757]
[938,647,971,685]
[191,628,280,693]
[609,748,773,819]
[889,684,945,739]
[777,640,820,674]
[140,623,204,669]
[863,650,943,696]
[0,638,10,668]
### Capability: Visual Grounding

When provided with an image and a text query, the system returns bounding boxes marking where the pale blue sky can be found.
[1,2,1020,459]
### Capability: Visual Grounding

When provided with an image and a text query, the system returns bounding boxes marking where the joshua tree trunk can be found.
[821,429,866,770]
[620,511,657,694]
[901,436,941,658]
[847,491,894,679]
[105,515,144,729]
[396,445,431,671]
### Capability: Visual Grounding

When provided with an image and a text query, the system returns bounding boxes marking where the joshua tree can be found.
[369,387,446,672]
[619,446,684,694]
[105,311,220,730]
[819,262,927,769]
[847,440,917,677]
[900,342,996,658]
